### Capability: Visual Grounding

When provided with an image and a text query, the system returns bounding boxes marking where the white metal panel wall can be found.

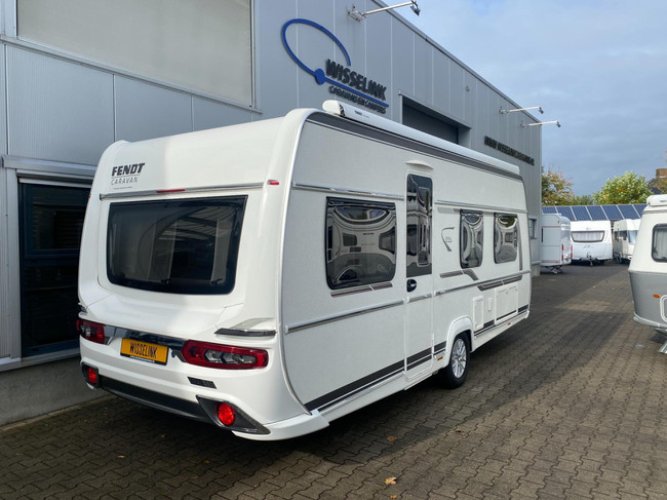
[114,76,191,142]
[192,97,256,131]
[6,46,114,165]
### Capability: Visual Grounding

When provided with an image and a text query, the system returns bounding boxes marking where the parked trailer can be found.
[540,213,572,273]
[571,220,612,264]
[612,218,640,263]
[629,195,667,351]
[78,100,531,440]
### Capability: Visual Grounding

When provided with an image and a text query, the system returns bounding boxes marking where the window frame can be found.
[652,224,667,262]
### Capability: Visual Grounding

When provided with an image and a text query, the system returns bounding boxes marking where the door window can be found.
[406,175,432,277]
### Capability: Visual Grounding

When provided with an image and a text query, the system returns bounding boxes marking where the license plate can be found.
[120,338,168,365]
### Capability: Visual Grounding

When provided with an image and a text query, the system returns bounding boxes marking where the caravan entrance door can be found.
[405,174,433,379]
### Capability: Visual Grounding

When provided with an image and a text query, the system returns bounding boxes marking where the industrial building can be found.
[0,0,542,424]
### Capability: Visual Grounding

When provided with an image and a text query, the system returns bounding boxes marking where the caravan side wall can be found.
[279,113,530,419]
[629,200,667,332]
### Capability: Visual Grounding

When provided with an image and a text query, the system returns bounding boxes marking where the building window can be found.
[652,225,667,262]
[17,0,252,104]
[19,182,89,356]
[528,217,538,239]
[460,211,483,268]
[406,175,432,277]
[494,213,518,263]
[325,198,396,289]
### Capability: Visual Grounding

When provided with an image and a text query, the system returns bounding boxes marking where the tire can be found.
[437,334,470,389]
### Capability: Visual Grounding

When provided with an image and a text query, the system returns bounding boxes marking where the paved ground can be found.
[1,263,666,499]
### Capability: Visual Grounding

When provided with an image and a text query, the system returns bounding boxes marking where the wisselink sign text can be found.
[281,19,389,114]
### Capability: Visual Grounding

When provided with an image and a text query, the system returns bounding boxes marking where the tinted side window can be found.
[406,175,432,277]
[494,213,518,263]
[326,198,397,289]
[460,211,483,268]
[652,225,667,262]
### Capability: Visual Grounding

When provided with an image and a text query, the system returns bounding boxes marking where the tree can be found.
[568,194,595,205]
[594,172,652,204]
[542,170,573,205]
[648,176,667,194]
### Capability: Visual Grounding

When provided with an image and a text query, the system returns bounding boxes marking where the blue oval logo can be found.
[281,18,389,111]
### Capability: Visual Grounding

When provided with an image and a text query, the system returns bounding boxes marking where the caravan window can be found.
[652,225,667,262]
[406,175,432,277]
[572,231,604,243]
[325,198,396,289]
[460,211,483,268]
[494,213,518,263]
[107,196,246,294]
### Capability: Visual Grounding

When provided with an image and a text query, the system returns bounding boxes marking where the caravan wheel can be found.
[437,334,470,389]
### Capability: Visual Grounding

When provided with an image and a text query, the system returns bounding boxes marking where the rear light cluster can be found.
[181,341,268,369]
[82,364,100,387]
[77,319,106,344]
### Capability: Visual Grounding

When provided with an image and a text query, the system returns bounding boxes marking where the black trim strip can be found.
[307,113,522,181]
[478,273,525,291]
[100,376,209,422]
[305,360,404,411]
[434,341,447,355]
[407,347,432,370]
[497,310,516,321]
[518,304,529,313]
[483,320,494,329]
[440,269,479,281]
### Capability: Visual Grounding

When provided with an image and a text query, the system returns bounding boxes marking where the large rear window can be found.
[572,231,604,243]
[107,197,246,294]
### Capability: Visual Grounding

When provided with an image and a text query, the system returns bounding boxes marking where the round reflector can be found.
[217,402,236,427]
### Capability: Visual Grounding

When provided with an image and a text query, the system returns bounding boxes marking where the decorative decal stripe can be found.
[306,344,444,412]
[434,341,447,355]
[440,269,479,281]
[287,300,404,334]
[305,361,404,411]
[407,348,432,370]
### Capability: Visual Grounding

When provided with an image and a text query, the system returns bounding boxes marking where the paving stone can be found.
[2,264,667,499]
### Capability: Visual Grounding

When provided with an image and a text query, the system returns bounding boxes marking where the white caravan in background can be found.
[570,220,612,264]
[78,100,531,440]
[629,195,667,351]
[540,213,572,273]
[612,218,640,263]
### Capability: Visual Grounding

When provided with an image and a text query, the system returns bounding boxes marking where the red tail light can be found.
[217,402,236,426]
[181,341,268,369]
[77,319,106,344]
[83,365,100,386]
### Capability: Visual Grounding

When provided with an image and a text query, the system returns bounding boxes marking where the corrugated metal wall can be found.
[0,0,543,361]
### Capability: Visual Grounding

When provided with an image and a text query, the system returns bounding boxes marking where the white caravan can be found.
[570,220,612,264]
[629,195,667,349]
[539,213,572,273]
[612,218,640,263]
[78,100,531,440]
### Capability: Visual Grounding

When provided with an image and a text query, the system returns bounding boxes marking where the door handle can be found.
[407,279,417,292]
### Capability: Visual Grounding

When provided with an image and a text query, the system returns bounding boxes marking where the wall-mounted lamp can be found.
[521,120,561,128]
[500,106,544,115]
[348,1,420,22]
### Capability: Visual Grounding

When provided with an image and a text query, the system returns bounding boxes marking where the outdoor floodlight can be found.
[349,1,420,21]
[500,106,544,115]
[521,120,561,128]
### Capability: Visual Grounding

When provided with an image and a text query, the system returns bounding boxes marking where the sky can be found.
[409,0,667,196]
